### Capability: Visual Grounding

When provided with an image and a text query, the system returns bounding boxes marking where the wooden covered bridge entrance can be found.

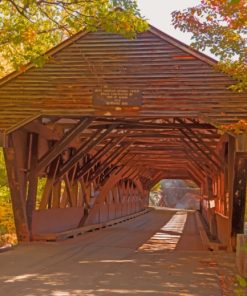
[0,26,246,248]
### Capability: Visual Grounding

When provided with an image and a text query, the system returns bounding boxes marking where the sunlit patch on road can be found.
[138,211,187,252]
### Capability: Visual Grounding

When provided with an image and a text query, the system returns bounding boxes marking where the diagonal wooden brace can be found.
[76,134,126,179]
[57,125,117,179]
[37,117,92,173]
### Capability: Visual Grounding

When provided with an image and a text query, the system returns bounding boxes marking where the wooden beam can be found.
[79,179,91,208]
[180,129,221,171]
[26,133,39,234]
[127,132,219,139]
[37,117,92,173]
[52,181,61,208]
[39,157,60,209]
[78,139,115,174]
[232,156,247,235]
[187,168,202,187]
[176,118,224,167]
[227,135,236,249]
[184,149,210,176]
[3,140,30,242]
[24,121,62,141]
[57,125,117,179]
[94,118,216,129]
[188,162,205,183]
[98,165,132,205]
[101,155,133,184]
[64,173,74,207]
[0,132,9,148]
[76,134,126,179]
[178,138,211,175]
[81,165,131,226]
[180,135,217,174]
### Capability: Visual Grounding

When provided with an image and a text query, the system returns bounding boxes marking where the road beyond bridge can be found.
[0,209,237,296]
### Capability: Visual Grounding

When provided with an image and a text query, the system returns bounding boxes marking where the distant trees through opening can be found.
[150,179,201,210]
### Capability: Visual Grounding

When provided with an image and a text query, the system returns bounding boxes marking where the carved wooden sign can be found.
[93,87,142,106]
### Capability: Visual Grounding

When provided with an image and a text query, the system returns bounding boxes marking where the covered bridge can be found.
[0,25,246,248]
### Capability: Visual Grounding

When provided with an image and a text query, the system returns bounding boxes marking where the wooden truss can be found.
[2,115,247,248]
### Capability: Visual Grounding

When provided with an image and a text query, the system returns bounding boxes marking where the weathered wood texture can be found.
[232,157,247,235]
[3,133,30,241]
[0,27,246,134]
[0,26,246,244]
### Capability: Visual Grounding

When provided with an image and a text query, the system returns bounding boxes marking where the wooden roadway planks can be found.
[2,209,237,296]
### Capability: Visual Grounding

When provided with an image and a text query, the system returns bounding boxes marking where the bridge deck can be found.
[0,209,236,296]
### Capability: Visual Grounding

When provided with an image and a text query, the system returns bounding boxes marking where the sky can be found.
[136,0,214,58]
[136,0,200,44]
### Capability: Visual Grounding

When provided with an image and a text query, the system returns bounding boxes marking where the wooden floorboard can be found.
[0,209,238,296]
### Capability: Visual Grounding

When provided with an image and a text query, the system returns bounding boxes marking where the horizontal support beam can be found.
[94,118,216,129]
[127,133,219,139]
[24,121,62,141]
[89,123,216,130]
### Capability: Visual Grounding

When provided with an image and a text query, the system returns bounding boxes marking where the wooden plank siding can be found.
[0,27,246,134]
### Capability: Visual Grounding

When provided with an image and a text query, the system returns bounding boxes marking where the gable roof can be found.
[0,25,246,134]
[0,25,217,87]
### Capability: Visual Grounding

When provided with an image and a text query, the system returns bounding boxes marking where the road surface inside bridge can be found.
[0,209,236,296]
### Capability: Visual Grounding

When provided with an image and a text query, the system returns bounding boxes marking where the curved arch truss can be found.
[2,116,247,247]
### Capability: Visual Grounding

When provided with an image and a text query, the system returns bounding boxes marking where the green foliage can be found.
[0,201,17,246]
[217,60,247,93]
[219,120,247,135]
[172,0,247,92]
[235,274,247,296]
[36,177,46,206]
[0,202,15,235]
[0,0,148,76]
[151,182,161,192]
[0,149,9,202]
[229,0,241,3]
[184,179,198,188]
[236,274,247,288]
[0,149,15,245]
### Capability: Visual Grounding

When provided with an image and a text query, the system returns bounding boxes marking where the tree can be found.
[172,0,247,92]
[0,0,147,77]
[0,149,9,201]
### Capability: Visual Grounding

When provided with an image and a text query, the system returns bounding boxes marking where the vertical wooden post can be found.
[3,135,30,242]
[71,182,79,207]
[52,181,61,208]
[207,176,213,199]
[26,133,39,235]
[227,135,236,249]
[39,156,60,209]
[232,157,247,235]
[64,173,73,207]
[206,176,218,240]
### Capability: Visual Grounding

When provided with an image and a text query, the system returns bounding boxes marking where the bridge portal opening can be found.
[149,179,201,210]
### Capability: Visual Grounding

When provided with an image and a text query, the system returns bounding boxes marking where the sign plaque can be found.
[93,87,142,106]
